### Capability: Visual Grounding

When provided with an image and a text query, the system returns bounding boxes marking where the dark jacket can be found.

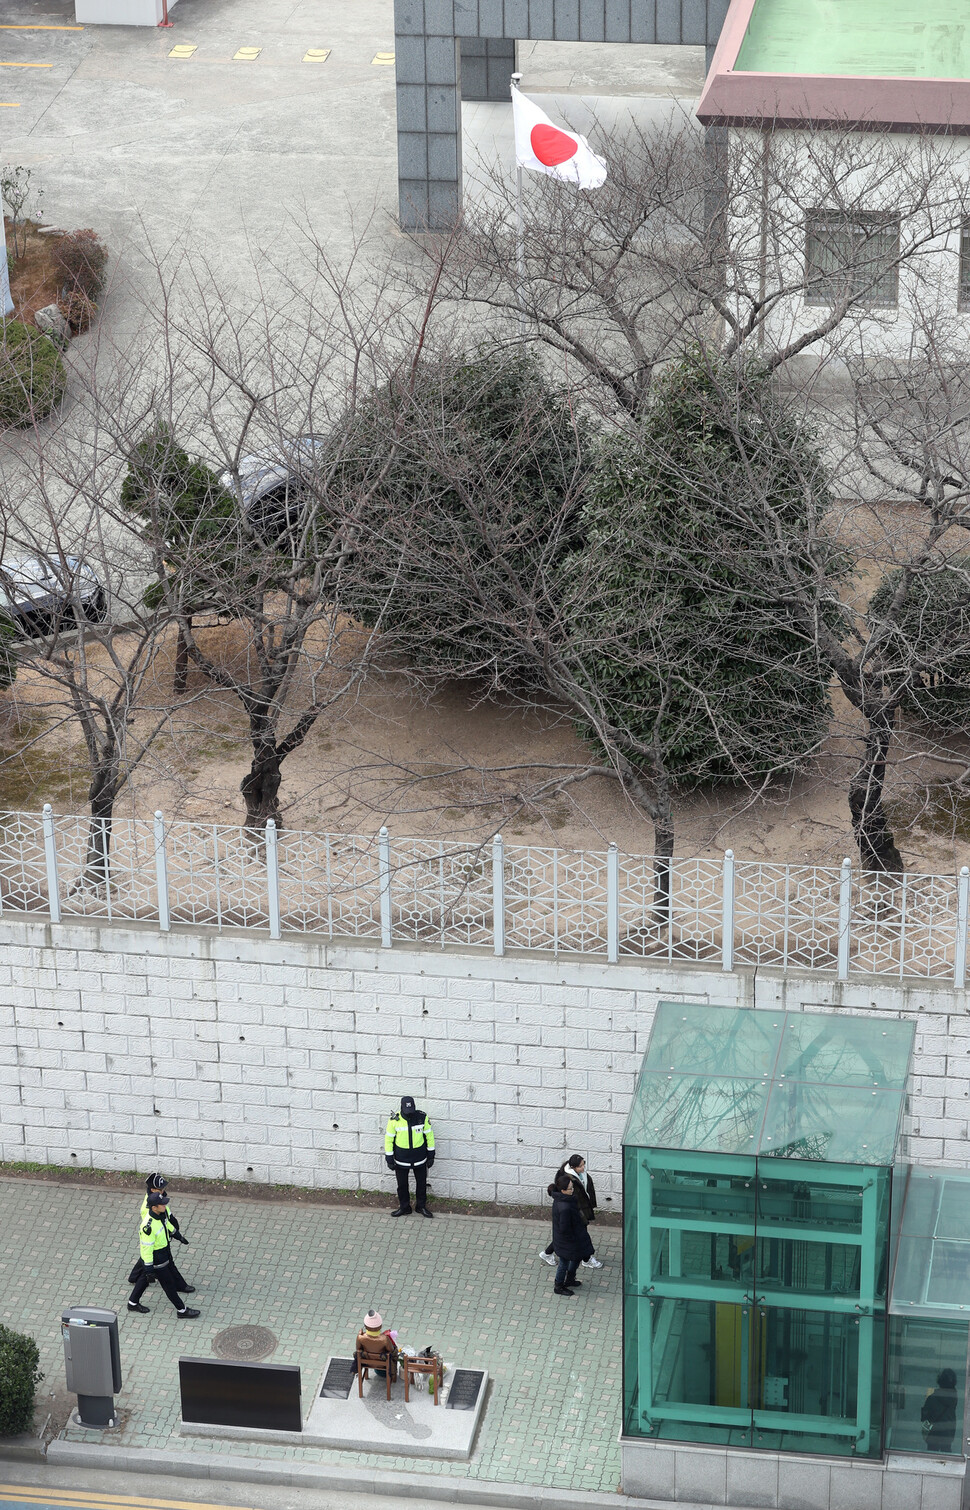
[550,1191,594,1263]
[558,1166,597,1225]
[922,1386,958,1448]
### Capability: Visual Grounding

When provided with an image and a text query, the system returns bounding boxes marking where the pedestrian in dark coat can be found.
[922,1368,959,1453]
[548,1170,594,1297]
[540,1154,604,1269]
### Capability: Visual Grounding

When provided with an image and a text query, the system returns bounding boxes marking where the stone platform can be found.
[180,1357,488,1462]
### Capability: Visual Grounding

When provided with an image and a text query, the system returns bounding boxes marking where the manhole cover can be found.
[211,1325,278,1361]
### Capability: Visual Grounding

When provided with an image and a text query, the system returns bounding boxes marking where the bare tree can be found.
[427,118,970,420]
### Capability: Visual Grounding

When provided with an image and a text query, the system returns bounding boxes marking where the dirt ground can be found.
[2,607,970,876]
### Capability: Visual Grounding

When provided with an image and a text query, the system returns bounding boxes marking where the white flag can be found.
[512,86,607,190]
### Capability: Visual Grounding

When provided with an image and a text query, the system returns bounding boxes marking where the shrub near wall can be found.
[0,1324,42,1436]
[0,320,65,427]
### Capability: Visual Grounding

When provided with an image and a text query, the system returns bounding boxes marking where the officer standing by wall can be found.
[128,1195,200,1318]
[385,1094,436,1218]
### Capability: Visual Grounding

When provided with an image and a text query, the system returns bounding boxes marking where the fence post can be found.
[378,826,392,947]
[721,849,735,973]
[42,803,61,924]
[838,856,852,981]
[607,842,619,963]
[154,810,170,932]
[956,867,970,990]
[492,833,505,957]
[266,818,281,941]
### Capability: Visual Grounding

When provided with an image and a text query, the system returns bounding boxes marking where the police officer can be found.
[385,1094,435,1218]
[128,1174,195,1299]
[128,1195,200,1318]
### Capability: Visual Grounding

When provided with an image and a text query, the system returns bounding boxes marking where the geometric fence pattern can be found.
[1,805,968,985]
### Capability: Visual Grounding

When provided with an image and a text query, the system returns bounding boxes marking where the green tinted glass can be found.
[776,1014,914,1089]
[759,1082,905,1164]
[627,1072,768,1154]
[887,1316,968,1454]
[639,1001,784,1079]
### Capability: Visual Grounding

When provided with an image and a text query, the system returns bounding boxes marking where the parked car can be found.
[218,435,327,542]
[0,554,107,638]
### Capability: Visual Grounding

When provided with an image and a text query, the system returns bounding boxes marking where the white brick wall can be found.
[0,918,968,1203]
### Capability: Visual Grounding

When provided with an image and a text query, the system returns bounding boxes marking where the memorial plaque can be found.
[446,1368,485,1410]
[179,1356,302,1431]
[320,1356,357,1399]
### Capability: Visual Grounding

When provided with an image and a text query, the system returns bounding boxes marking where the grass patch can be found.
[0,1159,621,1223]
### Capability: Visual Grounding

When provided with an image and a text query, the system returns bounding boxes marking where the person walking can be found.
[128,1195,200,1318]
[385,1095,436,1218]
[921,1368,959,1453]
[539,1154,603,1269]
[132,1174,195,1297]
[547,1169,593,1297]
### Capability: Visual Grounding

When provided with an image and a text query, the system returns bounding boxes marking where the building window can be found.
[959,221,970,311]
[804,211,900,308]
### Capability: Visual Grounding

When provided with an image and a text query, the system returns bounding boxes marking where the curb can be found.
[45,1440,709,1510]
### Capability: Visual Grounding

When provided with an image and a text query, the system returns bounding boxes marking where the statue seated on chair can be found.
[355,1310,399,1398]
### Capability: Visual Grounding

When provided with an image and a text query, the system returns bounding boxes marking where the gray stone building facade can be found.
[393,0,730,226]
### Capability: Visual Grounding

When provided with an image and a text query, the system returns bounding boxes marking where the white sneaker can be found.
[539,1249,556,1266]
[582,1257,604,1269]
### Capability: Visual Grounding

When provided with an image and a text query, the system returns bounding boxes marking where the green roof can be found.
[623,1003,914,1165]
[734,0,970,80]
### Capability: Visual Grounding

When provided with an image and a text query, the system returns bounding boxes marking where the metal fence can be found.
[1,805,967,985]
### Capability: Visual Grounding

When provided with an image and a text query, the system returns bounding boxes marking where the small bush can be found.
[52,228,107,300]
[0,320,66,427]
[0,1324,43,1436]
[58,289,96,334]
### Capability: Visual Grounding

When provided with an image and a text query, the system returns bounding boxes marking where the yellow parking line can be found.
[232,45,261,60]
[303,48,331,61]
[372,51,395,64]
[0,102,20,107]
[0,61,52,66]
[0,1490,253,1510]
[168,43,196,57]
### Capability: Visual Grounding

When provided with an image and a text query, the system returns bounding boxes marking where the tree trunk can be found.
[82,774,118,889]
[174,620,190,695]
[653,817,675,922]
[241,743,283,828]
[848,712,904,874]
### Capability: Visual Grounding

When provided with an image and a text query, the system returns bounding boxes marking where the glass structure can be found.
[623,1004,915,1457]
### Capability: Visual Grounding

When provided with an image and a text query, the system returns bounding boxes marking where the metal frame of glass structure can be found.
[623,1004,915,1458]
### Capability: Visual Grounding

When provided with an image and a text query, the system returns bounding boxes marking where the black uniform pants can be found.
[130,1248,186,1310]
[395,1161,427,1209]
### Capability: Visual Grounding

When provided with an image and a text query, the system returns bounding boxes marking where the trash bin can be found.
[61,1307,122,1428]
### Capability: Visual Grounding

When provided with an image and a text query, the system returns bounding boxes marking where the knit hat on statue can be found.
[364,1310,382,1330]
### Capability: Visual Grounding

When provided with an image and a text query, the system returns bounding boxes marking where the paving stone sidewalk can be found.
[0,1178,621,1494]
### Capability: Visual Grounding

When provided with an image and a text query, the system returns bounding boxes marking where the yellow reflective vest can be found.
[385,1111,435,1166]
[139,1211,175,1266]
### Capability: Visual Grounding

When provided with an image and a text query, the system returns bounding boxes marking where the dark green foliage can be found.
[0,321,65,428]
[120,422,236,609]
[870,560,970,730]
[563,351,843,786]
[334,347,589,684]
[0,1324,42,1436]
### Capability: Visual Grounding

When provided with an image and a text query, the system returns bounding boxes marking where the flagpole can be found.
[511,72,526,340]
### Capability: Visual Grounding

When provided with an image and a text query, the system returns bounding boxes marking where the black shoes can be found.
[177,1307,201,1319]
[554,1285,575,1297]
[178,1285,196,1294]
[569,1279,583,1288]
[127,1302,149,1313]
[417,1206,434,1219]
[390,1206,412,1217]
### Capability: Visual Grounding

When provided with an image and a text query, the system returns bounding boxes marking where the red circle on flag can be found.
[530,123,578,167]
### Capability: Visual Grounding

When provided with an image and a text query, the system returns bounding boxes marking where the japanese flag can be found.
[512,85,607,189]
